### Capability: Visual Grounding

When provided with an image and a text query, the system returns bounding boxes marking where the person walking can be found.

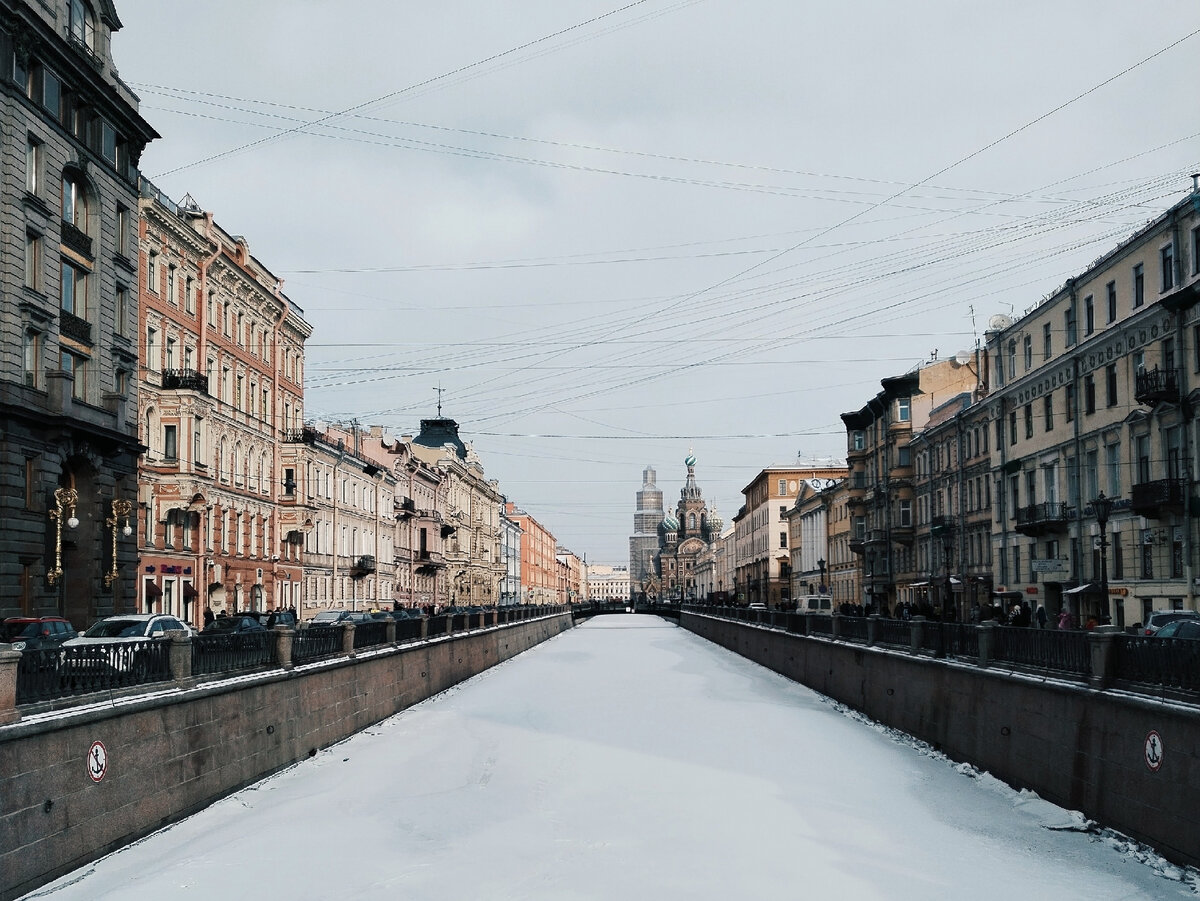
[204,606,215,628]
[1035,604,1047,629]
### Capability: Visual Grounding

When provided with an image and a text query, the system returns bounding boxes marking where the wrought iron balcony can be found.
[1134,366,1179,406]
[282,426,321,444]
[161,368,209,392]
[59,309,92,346]
[1131,479,1187,517]
[396,497,416,517]
[849,536,866,555]
[351,554,377,577]
[1014,502,1071,536]
[417,550,446,571]
[60,220,93,259]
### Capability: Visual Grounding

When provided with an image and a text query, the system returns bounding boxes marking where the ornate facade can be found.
[654,454,722,602]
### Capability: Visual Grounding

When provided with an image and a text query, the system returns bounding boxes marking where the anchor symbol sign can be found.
[1144,731,1163,772]
[87,740,108,782]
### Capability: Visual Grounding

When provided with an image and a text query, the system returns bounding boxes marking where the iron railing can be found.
[395,618,425,643]
[840,617,869,642]
[990,626,1091,678]
[192,630,277,675]
[874,619,912,648]
[19,640,173,703]
[352,621,389,649]
[808,616,835,637]
[292,626,343,663]
[1113,636,1200,693]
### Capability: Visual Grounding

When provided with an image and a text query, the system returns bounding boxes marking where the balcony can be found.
[59,309,92,346]
[1014,502,1071,537]
[162,368,209,393]
[416,550,447,572]
[282,426,321,444]
[1131,479,1187,517]
[396,497,416,518]
[849,535,866,555]
[865,529,889,547]
[1134,367,1179,406]
[60,220,93,259]
[892,522,914,543]
[351,555,377,577]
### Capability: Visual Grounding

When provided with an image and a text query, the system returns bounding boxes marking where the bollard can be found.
[0,647,22,725]
[910,616,925,655]
[166,630,193,684]
[342,622,356,658]
[420,616,429,640]
[275,625,294,670]
[867,614,880,647]
[1088,626,1119,689]
[977,621,995,667]
[831,613,843,640]
[385,616,397,644]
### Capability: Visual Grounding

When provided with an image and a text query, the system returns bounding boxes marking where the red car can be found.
[1,616,78,650]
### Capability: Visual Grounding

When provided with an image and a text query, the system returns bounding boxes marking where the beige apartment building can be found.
[733,465,846,608]
[985,184,1200,628]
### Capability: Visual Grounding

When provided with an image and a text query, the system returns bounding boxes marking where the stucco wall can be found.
[681,611,1200,869]
[0,614,571,900]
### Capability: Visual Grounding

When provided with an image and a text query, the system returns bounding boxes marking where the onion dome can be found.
[661,514,679,532]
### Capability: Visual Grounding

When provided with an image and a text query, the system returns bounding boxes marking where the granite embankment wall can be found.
[681,611,1200,869]
[0,613,572,900]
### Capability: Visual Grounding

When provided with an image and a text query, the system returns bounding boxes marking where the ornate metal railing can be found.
[59,309,92,346]
[808,616,835,637]
[426,614,450,636]
[60,220,93,258]
[990,626,1091,678]
[162,368,209,392]
[840,617,869,641]
[395,618,425,643]
[292,626,343,663]
[192,630,277,675]
[16,640,173,703]
[352,621,389,649]
[875,619,912,649]
[1113,636,1200,692]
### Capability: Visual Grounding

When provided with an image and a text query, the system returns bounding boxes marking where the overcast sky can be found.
[115,1,1200,564]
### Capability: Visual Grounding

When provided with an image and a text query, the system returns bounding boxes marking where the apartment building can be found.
[0,1,157,624]
[734,465,845,608]
[985,183,1200,627]
[785,477,845,602]
[585,563,630,602]
[137,187,311,622]
[506,502,558,605]
[842,357,982,614]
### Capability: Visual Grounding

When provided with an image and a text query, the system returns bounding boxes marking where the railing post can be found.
[831,613,843,640]
[867,614,880,647]
[0,647,22,724]
[977,622,995,667]
[167,630,193,684]
[910,616,925,654]
[805,613,820,635]
[276,626,295,670]
[785,612,803,634]
[420,616,429,640]
[1088,626,1119,689]
[342,622,356,658]
[385,616,398,644]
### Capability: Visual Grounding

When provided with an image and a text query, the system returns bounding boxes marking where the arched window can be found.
[689,513,696,529]
[61,171,89,231]
[144,406,156,454]
[68,0,95,50]
[233,442,243,485]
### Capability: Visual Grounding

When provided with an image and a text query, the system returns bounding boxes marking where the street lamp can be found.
[1091,491,1116,628]
[103,498,134,587]
[817,558,827,596]
[940,530,955,622]
[47,487,80,586]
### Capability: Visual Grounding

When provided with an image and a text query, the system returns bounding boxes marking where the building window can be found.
[61,173,87,229]
[1106,443,1121,496]
[1023,335,1032,370]
[1083,374,1095,414]
[1133,263,1144,307]
[778,479,786,495]
[1106,281,1117,323]
[899,499,912,527]
[115,285,128,336]
[1105,364,1117,407]
[1135,434,1150,484]
[193,417,203,464]
[68,0,96,50]
[24,231,41,291]
[1065,385,1076,421]
[779,531,787,549]
[26,136,41,194]
[852,430,864,450]
[116,205,129,255]
[1161,244,1174,292]
[1084,295,1094,335]
[167,265,176,304]
[163,424,177,462]
[60,348,85,400]
[60,260,85,315]
[897,397,911,422]
[1042,322,1052,361]
[23,328,41,388]
[1007,341,1016,379]
[1065,304,1077,346]
[1141,531,1153,580]
[146,326,158,371]
[1009,410,1017,445]
[1043,394,1053,432]
[185,275,195,314]
[147,251,158,293]
[1024,403,1033,439]
[1193,226,1200,276]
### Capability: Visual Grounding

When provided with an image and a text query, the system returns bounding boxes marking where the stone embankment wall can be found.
[0,613,572,900]
[681,611,1200,869]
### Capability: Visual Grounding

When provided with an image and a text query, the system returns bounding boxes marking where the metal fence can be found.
[16,640,173,704]
[353,621,390,650]
[874,618,912,649]
[426,615,450,637]
[292,626,344,663]
[839,617,870,642]
[808,616,835,637]
[395,618,425,643]
[1113,636,1200,692]
[192,630,278,676]
[990,625,1091,678]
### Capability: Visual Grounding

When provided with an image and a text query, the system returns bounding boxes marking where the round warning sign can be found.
[1144,730,1164,772]
[87,740,108,782]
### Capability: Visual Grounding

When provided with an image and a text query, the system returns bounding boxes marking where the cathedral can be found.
[653,454,721,601]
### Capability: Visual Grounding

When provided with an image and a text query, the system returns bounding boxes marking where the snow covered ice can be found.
[25,615,1199,900]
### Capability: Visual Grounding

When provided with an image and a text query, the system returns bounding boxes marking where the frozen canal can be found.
[26,616,1198,900]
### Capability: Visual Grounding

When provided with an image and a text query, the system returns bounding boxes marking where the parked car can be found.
[202,615,267,634]
[61,614,186,680]
[65,614,189,645]
[748,602,767,611]
[309,610,375,627]
[1151,619,1200,640]
[2,616,77,650]
[1142,611,1200,636]
[236,609,297,629]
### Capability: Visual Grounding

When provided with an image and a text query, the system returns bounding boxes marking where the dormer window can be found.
[69,0,96,52]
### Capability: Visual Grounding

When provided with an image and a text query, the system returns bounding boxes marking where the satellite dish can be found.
[988,314,1013,331]
[954,350,971,366]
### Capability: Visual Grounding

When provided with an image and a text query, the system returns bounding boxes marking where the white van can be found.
[800,595,833,613]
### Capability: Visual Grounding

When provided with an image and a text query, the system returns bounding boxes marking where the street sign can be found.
[1145,731,1164,772]
[1031,559,1068,573]
[87,740,108,782]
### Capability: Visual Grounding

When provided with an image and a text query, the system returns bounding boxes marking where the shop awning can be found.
[1063,583,1095,595]
[182,583,199,599]
[144,581,163,599]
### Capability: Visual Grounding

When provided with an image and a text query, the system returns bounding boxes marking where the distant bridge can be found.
[571,601,680,622]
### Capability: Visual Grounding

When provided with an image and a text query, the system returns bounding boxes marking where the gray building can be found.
[0,1,157,624]
[499,501,522,605]
[628,465,663,597]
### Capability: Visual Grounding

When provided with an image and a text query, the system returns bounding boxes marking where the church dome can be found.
[660,514,679,533]
[685,453,697,467]
[708,511,723,532]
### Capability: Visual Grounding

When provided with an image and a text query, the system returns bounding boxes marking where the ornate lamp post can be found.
[941,530,955,622]
[1091,491,1116,628]
[817,558,827,596]
[103,498,134,587]
[47,487,80,586]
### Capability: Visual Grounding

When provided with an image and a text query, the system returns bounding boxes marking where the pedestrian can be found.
[1035,604,1047,629]
[204,606,215,627]
[1058,608,1075,630]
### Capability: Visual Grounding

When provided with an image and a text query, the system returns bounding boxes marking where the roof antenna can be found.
[435,384,444,417]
